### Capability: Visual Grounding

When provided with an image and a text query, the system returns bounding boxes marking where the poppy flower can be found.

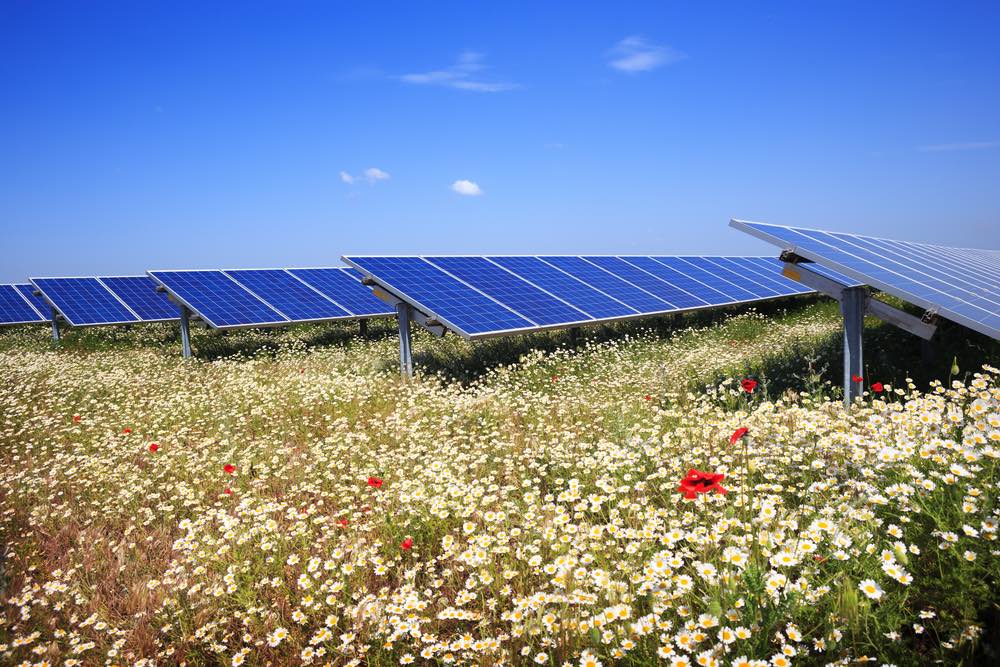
[123,427,132,435]
[852,374,864,383]
[223,464,236,475]
[677,469,728,499]
[337,518,349,527]
[730,427,749,445]
[367,476,383,489]
[73,415,81,423]
[149,443,159,453]
[401,537,413,550]
[223,487,233,495]
[644,394,652,401]
[871,382,884,393]
[740,378,757,393]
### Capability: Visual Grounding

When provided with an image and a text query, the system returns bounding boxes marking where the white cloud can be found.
[364,167,390,183]
[341,167,390,186]
[451,179,483,196]
[401,51,518,92]
[918,140,1000,152]
[608,36,685,73]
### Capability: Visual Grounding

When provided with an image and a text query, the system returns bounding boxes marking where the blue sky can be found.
[2,1,999,281]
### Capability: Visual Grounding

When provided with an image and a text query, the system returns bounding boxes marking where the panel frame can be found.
[344,255,817,340]
[285,267,395,319]
[99,275,181,324]
[730,219,1000,340]
[0,284,48,325]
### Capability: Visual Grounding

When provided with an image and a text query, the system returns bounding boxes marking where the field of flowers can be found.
[1,302,997,666]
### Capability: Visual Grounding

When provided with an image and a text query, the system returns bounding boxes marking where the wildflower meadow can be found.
[1,302,997,666]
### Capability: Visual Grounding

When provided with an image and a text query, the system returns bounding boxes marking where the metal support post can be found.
[568,327,580,345]
[359,319,368,338]
[396,302,413,378]
[179,306,192,359]
[50,307,60,342]
[841,287,865,406]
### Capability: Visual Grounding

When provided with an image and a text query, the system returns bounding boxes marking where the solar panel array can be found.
[147,267,394,329]
[0,284,49,325]
[731,220,1000,340]
[31,276,178,327]
[344,255,835,339]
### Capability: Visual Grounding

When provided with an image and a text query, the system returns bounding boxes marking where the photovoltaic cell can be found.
[342,257,533,334]
[651,257,759,302]
[148,271,286,328]
[226,270,352,321]
[731,219,1000,339]
[15,285,51,318]
[32,277,139,326]
[426,256,590,326]
[288,268,394,316]
[100,276,179,322]
[0,284,45,324]
[619,256,733,304]
[488,256,637,319]
[539,256,672,312]
[584,256,708,309]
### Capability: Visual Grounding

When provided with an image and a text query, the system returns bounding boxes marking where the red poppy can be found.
[223,464,236,475]
[223,487,233,495]
[149,443,159,453]
[123,427,132,434]
[677,469,728,499]
[871,382,884,393]
[73,415,81,423]
[551,376,559,383]
[337,518,349,527]
[729,427,749,445]
[740,378,757,393]
[367,476,383,489]
[852,374,864,383]
[401,537,413,550]
[644,394,652,401]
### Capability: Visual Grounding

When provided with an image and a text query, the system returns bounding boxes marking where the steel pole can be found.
[396,303,413,378]
[841,287,865,406]
[179,306,192,359]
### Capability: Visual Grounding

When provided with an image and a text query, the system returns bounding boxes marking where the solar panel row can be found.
[343,255,829,339]
[147,268,393,329]
[30,276,178,327]
[731,220,1000,340]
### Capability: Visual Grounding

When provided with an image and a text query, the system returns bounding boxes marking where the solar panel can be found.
[287,268,394,317]
[226,270,352,322]
[16,284,52,317]
[31,277,140,326]
[344,255,820,340]
[731,219,1000,339]
[147,270,287,328]
[99,276,179,322]
[0,284,46,325]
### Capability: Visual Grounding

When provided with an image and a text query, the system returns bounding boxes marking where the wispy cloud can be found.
[451,179,483,196]
[918,140,1000,152]
[340,167,390,185]
[608,36,686,73]
[401,51,518,92]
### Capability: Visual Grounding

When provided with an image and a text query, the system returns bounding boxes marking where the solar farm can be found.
[1,222,999,666]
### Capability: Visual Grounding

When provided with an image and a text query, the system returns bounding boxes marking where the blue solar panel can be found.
[620,256,733,304]
[539,256,673,312]
[488,256,637,319]
[226,270,352,321]
[343,257,533,334]
[651,257,760,302]
[708,257,800,296]
[731,219,1000,339]
[32,277,140,326]
[15,285,51,318]
[148,271,286,328]
[426,257,591,326]
[585,256,708,309]
[0,284,46,324]
[100,276,179,322]
[288,268,394,317]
